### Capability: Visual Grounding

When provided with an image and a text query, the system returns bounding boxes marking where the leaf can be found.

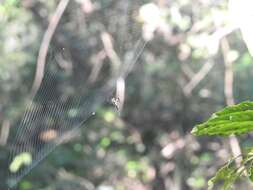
[208,162,241,190]
[248,167,253,182]
[207,149,253,190]
[242,148,253,182]
[191,101,253,136]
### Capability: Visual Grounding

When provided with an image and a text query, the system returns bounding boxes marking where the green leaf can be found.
[207,150,253,190]
[208,162,240,190]
[248,167,253,182]
[191,101,253,136]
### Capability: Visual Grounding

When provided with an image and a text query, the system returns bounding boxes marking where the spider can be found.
[111,97,120,111]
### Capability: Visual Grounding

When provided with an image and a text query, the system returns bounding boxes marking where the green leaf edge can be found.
[192,101,253,136]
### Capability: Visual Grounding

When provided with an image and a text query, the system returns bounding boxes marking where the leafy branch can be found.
[192,101,253,189]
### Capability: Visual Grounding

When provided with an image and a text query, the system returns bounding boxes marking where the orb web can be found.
[5,0,147,188]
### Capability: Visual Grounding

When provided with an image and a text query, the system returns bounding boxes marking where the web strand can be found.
[6,1,146,188]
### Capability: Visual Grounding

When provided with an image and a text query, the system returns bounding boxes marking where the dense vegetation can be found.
[1,0,253,189]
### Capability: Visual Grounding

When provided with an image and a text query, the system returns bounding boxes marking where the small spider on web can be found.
[111,97,121,111]
[110,77,125,113]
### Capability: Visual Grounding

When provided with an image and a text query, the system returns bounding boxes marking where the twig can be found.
[221,37,242,165]
[0,119,10,146]
[88,50,106,83]
[182,26,237,96]
[115,77,125,112]
[211,26,237,45]
[222,38,235,106]
[58,169,95,190]
[30,0,70,99]
[181,63,194,80]
[55,48,73,73]
[183,61,216,96]
[101,32,122,76]
[101,32,127,111]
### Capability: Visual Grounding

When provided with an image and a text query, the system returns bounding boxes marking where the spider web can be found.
[4,1,147,189]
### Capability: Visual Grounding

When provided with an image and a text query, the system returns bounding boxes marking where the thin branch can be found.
[181,63,194,80]
[100,32,126,112]
[211,26,237,44]
[0,119,10,146]
[221,37,242,165]
[100,32,147,112]
[222,38,235,106]
[30,0,70,99]
[101,32,122,76]
[182,26,237,96]
[58,169,95,190]
[183,61,216,96]
[116,77,125,112]
[88,50,106,83]
[55,48,73,73]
